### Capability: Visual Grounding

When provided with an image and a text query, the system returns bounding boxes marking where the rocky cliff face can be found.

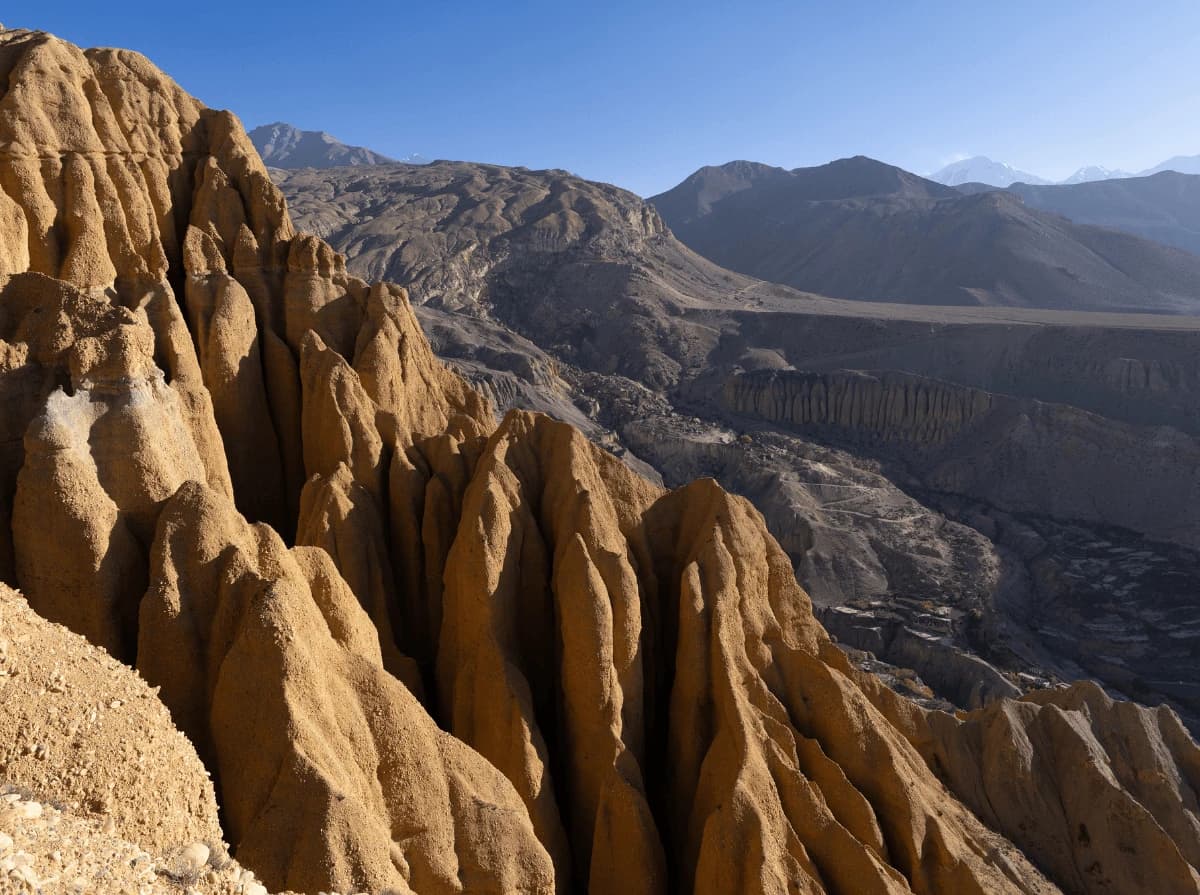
[2,26,1200,895]
[727,312,1200,435]
[722,368,1200,550]
[925,681,1200,894]
[592,378,1018,710]
[724,369,994,449]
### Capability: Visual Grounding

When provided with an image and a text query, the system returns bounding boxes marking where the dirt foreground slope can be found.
[0,583,271,894]
[0,25,1198,895]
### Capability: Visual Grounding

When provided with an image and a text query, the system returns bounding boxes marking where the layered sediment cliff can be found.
[724,369,994,447]
[723,368,1200,550]
[728,311,1200,435]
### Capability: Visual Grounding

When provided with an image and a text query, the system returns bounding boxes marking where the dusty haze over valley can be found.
[2,8,1200,895]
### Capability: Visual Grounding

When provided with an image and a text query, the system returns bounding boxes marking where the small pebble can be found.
[179,841,210,874]
[17,800,43,820]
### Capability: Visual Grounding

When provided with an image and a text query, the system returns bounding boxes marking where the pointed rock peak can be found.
[248,121,425,168]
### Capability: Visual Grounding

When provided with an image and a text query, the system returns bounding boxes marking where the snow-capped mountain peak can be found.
[1139,155,1200,176]
[927,156,1050,187]
[1059,165,1134,184]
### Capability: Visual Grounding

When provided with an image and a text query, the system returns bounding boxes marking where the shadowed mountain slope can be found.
[957,171,1200,257]
[652,157,1200,313]
[274,158,761,392]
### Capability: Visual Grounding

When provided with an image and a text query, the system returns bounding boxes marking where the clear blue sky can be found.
[7,1,1200,196]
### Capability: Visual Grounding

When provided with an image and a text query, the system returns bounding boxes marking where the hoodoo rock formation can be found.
[925,681,1200,894]
[1,26,1199,895]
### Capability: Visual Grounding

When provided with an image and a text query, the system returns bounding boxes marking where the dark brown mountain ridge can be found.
[957,170,1200,256]
[652,157,1200,313]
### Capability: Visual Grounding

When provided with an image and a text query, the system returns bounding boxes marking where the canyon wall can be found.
[730,312,1200,434]
[723,368,1200,550]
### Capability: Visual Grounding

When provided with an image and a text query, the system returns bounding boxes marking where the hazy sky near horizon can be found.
[7,1,1200,196]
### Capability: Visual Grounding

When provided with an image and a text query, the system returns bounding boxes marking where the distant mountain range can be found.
[1144,155,1200,176]
[652,156,1200,313]
[248,122,426,169]
[929,154,1200,187]
[1059,165,1134,184]
[250,117,1200,295]
[955,171,1200,256]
